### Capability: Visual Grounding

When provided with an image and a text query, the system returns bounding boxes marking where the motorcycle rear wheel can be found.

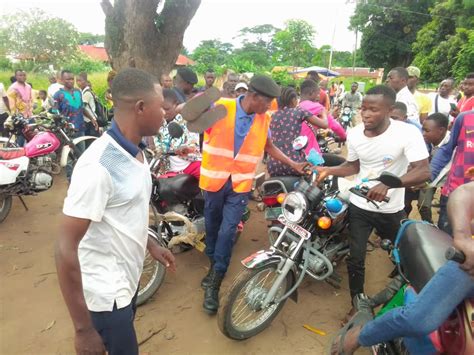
[0,195,12,223]
[136,227,167,306]
[218,263,292,340]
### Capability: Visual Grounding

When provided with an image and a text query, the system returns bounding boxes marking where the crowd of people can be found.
[1,63,472,354]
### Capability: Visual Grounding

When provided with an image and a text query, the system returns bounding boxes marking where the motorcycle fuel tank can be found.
[24,132,60,158]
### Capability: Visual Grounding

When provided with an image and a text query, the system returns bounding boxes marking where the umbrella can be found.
[289,66,340,77]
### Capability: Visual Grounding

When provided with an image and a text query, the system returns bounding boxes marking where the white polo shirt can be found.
[63,132,151,312]
[396,86,420,125]
[347,119,429,213]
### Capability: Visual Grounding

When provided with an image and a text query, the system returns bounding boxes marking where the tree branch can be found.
[100,0,114,17]
[158,0,201,38]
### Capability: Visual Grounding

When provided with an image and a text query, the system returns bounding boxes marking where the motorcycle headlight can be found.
[282,192,307,223]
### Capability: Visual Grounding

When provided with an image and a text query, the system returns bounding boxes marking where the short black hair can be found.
[466,73,474,80]
[426,112,449,129]
[205,69,214,73]
[39,89,47,95]
[393,101,407,115]
[391,67,409,80]
[61,70,73,77]
[300,79,318,96]
[162,88,178,103]
[14,69,25,75]
[78,72,88,81]
[352,82,358,86]
[279,87,298,109]
[366,85,396,105]
[111,68,158,101]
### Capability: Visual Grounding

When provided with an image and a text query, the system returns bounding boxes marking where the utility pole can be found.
[328,22,337,70]
[352,29,358,78]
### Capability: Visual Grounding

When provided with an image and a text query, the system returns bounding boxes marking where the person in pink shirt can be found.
[7,69,33,118]
[298,80,347,155]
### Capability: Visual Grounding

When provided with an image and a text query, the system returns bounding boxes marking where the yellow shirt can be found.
[414,91,431,115]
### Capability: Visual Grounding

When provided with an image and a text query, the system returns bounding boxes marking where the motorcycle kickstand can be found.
[18,196,29,211]
[325,271,343,289]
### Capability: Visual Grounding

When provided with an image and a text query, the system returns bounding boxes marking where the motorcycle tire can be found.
[0,195,12,223]
[136,227,167,306]
[218,263,293,340]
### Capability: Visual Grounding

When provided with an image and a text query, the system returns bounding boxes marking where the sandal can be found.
[181,87,222,122]
[186,105,227,133]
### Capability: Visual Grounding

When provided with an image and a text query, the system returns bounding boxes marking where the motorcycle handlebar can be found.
[352,186,390,203]
[445,247,466,264]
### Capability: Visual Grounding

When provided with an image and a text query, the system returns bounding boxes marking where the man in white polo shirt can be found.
[55,68,175,355]
[386,67,420,125]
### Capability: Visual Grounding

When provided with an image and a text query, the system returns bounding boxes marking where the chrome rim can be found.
[229,267,286,332]
[138,250,159,297]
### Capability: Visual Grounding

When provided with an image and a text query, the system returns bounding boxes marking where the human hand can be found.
[92,119,99,131]
[367,183,389,202]
[149,245,176,272]
[75,327,105,355]
[465,167,474,181]
[176,146,196,157]
[449,107,460,118]
[311,166,331,184]
[453,237,474,278]
[291,161,310,175]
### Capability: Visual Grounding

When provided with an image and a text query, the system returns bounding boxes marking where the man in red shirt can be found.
[456,73,474,113]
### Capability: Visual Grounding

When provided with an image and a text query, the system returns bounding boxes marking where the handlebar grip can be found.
[383,196,390,203]
[445,247,466,263]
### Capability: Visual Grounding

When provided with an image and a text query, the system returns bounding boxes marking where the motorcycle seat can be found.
[0,148,26,160]
[399,223,453,292]
[264,176,301,194]
[155,174,200,203]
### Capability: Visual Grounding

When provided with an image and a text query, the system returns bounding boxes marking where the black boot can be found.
[203,269,224,315]
[200,258,214,289]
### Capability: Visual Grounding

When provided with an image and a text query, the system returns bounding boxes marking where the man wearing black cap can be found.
[196,74,309,314]
[173,67,198,104]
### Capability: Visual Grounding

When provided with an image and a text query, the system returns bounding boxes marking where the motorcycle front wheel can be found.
[218,263,293,340]
[0,194,12,223]
[136,227,167,306]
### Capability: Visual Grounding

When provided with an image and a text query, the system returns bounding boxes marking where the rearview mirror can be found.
[168,121,184,139]
[292,136,308,151]
[378,171,402,188]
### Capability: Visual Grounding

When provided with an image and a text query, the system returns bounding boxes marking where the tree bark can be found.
[101,0,201,78]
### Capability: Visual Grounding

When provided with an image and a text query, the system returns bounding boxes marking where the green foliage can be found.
[271,70,300,87]
[191,40,234,74]
[272,19,316,66]
[350,0,435,72]
[62,53,111,74]
[78,32,105,45]
[0,9,79,65]
[412,0,474,82]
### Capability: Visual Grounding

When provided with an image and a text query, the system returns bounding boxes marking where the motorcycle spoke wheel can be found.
[218,264,291,340]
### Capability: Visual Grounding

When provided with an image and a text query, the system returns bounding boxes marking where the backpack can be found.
[84,89,109,127]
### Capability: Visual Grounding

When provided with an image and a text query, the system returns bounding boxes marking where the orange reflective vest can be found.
[200,98,271,193]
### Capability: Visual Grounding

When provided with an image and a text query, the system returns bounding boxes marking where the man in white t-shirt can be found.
[315,85,430,316]
[386,67,420,125]
[429,78,457,122]
[0,82,11,137]
[55,68,176,355]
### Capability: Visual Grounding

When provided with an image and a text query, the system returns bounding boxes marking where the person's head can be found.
[244,75,281,114]
[438,78,455,98]
[48,74,57,84]
[175,67,198,95]
[111,68,164,136]
[235,82,248,96]
[160,73,173,89]
[61,70,75,90]
[406,66,421,91]
[107,70,117,88]
[351,82,359,93]
[360,85,396,131]
[300,79,320,102]
[227,73,239,86]
[38,90,47,101]
[15,69,26,84]
[459,79,466,93]
[391,102,408,122]
[320,80,328,90]
[204,69,216,88]
[463,73,474,97]
[278,87,298,109]
[386,67,409,92]
[162,88,179,122]
[306,71,320,83]
[422,113,449,146]
[76,72,88,90]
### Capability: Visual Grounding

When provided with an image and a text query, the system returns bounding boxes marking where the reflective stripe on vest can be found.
[199,98,271,193]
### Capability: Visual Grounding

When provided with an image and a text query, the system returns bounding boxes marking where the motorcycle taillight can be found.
[262,196,278,207]
[437,307,467,355]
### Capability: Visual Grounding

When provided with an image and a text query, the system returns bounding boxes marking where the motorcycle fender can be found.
[241,250,299,303]
[0,156,29,185]
[60,136,97,167]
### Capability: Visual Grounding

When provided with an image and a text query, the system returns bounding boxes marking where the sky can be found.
[2,0,358,52]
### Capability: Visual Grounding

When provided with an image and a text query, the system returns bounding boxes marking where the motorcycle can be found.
[340,106,353,131]
[0,114,97,223]
[217,168,402,340]
[346,220,473,355]
[136,122,263,306]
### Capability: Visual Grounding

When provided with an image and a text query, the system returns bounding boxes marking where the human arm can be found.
[83,91,99,131]
[448,182,474,277]
[55,216,105,354]
[265,137,308,174]
[306,110,328,129]
[2,86,10,112]
[314,159,360,183]
[147,236,176,272]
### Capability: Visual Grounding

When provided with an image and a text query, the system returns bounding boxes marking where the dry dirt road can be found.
[0,172,394,355]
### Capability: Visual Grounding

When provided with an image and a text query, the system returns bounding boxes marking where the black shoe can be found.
[203,269,224,315]
[201,259,214,289]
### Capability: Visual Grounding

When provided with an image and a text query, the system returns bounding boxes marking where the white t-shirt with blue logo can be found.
[347,119,429,213]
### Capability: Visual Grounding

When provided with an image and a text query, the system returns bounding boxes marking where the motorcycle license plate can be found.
[265,207,282,220]
[277,215,311,240]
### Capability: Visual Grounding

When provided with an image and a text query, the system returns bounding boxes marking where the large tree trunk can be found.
[101,0,200,78]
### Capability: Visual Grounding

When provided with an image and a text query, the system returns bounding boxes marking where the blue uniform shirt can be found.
[234,95,256,156]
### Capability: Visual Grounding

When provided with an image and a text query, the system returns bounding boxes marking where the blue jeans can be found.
[204,180,249,274]
[437,194,451,235]
[359,261,474,347]
[66,130,85,181]
[90,300,138,355]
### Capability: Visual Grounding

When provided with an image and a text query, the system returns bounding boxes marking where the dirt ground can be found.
[0,168,399,355]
